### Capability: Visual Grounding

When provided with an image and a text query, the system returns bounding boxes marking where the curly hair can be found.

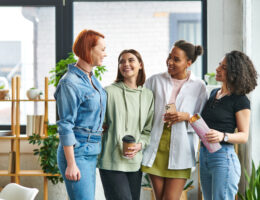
[225,50,258,95]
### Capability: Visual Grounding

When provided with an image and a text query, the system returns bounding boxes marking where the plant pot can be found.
[180,186,194,200]
[26,88,43,100]
[0,89,9,100]
[142,187,155,200]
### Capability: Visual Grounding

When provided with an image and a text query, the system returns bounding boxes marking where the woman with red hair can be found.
[55,29,107,200]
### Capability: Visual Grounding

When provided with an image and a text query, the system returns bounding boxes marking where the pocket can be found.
[73,140,81,149]
[82,92,98,112]
[74,141,101,157]
[214,147,228,156]
[85,142,101,156]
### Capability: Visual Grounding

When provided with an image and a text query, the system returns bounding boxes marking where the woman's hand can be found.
[205,129,224,143]
[125,143,142,159]
[63,146,81,181]
[164,112,190,127]
[102,123,108,132]
[65,163,81,181]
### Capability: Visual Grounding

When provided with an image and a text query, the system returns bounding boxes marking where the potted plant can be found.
[204,72,218,85]
[180,180,194,200]
[238,161,260,200]
[26,87,43,100]
[141,173,155,200]
[28,124,63,184]
[0,76,9,100]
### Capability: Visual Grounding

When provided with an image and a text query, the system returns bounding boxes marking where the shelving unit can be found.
[0,76,59,200]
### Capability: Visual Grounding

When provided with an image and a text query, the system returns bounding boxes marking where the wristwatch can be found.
[223,132,229,142]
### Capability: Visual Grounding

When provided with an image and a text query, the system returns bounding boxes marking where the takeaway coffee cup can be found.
[122,135,136,158]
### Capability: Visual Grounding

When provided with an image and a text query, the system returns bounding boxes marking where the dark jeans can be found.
[99,169,143,200]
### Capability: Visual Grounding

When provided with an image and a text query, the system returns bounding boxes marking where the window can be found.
[0,6,56,127]
[170,13,202,77]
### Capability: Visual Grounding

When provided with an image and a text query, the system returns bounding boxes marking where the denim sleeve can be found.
[55,82,80,146]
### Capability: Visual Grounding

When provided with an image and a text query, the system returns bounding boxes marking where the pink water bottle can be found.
[189,113,221,153]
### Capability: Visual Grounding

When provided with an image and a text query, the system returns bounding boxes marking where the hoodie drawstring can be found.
[122,85,142,133]
[123,89,129,132]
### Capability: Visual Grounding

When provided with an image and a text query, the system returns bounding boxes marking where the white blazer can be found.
[142,71,208,169]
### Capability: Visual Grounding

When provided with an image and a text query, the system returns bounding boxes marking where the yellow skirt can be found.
[142,124,191,179]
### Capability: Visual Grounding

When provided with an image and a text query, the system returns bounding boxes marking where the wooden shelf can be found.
[17,99,55,102]
[0,99,55,102]
[0,136,16,140]
[19,135,49,140]
[0,76,55,200]
[0,170,16,176]
[0,135,57,140]
[19,170,60,177]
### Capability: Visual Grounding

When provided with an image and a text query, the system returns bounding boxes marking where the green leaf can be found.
[49,52,76,87]
[238,192,246,200]
[205,72,215,77]
[184,180,193,190]
[27,122,62,185]
[239,161,260,200]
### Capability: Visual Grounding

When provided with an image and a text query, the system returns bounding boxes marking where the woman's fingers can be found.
[206,132,220,143]
[65,165,81,181]
[125,143,142,158]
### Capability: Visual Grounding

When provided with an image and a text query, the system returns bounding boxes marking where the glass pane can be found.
[0,6,56,126]
[73,1,202,86]
[179,20,202,76]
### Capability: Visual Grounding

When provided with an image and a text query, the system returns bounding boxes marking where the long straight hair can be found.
[115,49,146,86]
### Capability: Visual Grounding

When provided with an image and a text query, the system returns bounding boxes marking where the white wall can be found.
[251,0,260,165]
[73,1,201,87]
[207,0,243,73]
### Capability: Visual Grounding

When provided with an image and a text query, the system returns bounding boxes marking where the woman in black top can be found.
[200,50,257,200]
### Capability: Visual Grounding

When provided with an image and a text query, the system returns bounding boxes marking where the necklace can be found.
[75,64,92,74]
[216,89,229,99]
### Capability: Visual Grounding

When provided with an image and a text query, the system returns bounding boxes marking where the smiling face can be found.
[118,53,142,80]
[216,57,227,83]
[167,47,191,79]
[91,37,107,66]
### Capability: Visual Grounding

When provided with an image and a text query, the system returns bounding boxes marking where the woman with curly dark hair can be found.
[200,50,258,200]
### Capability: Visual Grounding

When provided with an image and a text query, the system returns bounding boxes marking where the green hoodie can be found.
[97,82,154,172]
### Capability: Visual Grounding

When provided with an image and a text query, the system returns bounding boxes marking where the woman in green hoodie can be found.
[97,49,154,200]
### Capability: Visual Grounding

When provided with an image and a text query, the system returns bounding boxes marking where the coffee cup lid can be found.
[122,135,136,143]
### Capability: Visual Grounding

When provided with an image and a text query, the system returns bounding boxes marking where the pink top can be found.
[168,72,190,104]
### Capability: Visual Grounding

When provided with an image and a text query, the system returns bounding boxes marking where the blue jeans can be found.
[200,144,241,200]
[57,131,102,200]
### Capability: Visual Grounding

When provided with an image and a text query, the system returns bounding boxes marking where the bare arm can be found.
[63,146,81,181]
[206,109,250,144]
[227,109,250,143]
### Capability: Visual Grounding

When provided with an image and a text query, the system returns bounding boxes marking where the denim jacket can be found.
[54,64,107,146]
